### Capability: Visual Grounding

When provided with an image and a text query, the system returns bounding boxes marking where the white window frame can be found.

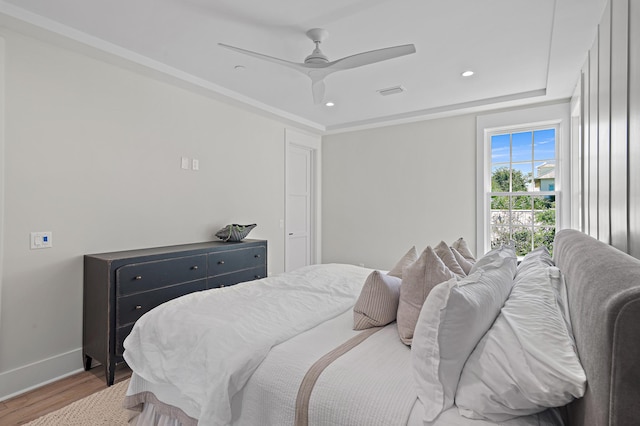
[476,103,571,256]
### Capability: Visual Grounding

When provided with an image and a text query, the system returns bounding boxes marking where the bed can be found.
[122,229,640,426]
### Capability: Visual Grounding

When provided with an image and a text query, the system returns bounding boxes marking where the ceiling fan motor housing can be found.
[304,28,330,64]
[305,47,329,64]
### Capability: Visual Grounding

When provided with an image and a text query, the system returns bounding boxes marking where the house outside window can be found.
[488,127,558,256]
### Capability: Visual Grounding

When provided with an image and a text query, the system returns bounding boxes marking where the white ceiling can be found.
[0,0,606,133]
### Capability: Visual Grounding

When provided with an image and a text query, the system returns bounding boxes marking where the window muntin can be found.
[488,126,558,256]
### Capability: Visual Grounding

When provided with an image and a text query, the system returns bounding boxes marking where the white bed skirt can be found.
[130,403,181,426]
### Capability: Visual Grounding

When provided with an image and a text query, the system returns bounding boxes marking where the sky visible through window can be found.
[491,129,555,188]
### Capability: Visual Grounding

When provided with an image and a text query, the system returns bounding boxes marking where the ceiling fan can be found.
[219,28,416,105]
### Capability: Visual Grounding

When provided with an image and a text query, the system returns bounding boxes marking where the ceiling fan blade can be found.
[327,44,416,71]
[218,43,306,73]
[220,38,415,105]
[311,79,325,105]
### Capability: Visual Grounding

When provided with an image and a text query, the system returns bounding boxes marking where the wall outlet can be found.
[192,159,199,171]
[31,231,53,249]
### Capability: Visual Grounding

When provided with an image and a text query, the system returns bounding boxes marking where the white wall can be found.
[0,28,298,398]
[576,0,640,257]
[322,115,478,270]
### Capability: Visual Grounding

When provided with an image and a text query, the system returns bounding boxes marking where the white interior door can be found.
[285,129,320,272]
[0,37,5,321]
[286,144,311,272]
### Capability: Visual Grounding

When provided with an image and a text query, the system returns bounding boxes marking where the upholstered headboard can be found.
[553,230,640,426]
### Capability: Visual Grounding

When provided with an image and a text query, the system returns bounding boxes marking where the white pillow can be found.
[455,264,586,421]
[469,242,516,275]
[517,245,554,275]
[548,266,574,339]
[412,244,517,422]
[518,247,574,338]
[353,271,402,330]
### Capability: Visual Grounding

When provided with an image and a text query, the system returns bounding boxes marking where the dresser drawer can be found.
[117,255,206,296]
[208,246,266,276]
[208,266,266,288]
[115,323,134,356]
[117,279,207,326]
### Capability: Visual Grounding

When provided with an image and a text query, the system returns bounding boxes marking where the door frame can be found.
[285,129,321,272]
[0,37,5,323]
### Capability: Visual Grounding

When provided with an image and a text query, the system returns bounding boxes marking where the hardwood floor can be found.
[0,364,131,425]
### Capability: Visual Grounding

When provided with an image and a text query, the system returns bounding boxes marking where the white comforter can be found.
[123,263,371,426]
[232,310,416,426]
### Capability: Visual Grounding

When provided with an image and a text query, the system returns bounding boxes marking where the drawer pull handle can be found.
[220,284,225,288]
[134,275,143,281]
[192,266,199,270]
[218,260,225,265]
[255,275,262,279]
[255,254,261,258]
[135,305,142,310]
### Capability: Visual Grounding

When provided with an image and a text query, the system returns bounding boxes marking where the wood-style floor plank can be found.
[0,364,131,426]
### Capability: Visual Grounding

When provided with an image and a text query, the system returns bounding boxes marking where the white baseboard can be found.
[0,348,84,402]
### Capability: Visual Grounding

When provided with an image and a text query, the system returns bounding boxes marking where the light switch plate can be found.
[31,231,53,249]
[181,157,190,170]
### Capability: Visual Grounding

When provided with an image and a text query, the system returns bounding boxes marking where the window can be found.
[476,103,570,258]
[488,127,557,256]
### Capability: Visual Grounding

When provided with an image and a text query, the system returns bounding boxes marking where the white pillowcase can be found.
[411,244,517,422]
[517,245,554,275]
[469,241,516,275]
[455,263,586,421]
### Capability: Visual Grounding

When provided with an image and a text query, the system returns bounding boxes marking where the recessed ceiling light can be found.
[461,70,474,77]
[234,65,246,71]
[325,101,335,107]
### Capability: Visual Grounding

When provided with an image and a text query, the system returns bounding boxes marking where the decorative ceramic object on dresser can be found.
[83,239,267,385]
[215,223,257,242]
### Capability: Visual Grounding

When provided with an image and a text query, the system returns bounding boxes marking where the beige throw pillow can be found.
[353,271,402,330]
[388,246,418,278]
[397,246,456,345]
[451,246,474,275]
[434,241,466,276]
[452,237,476,261]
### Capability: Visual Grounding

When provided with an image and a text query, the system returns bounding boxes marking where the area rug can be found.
[24,379,130,425]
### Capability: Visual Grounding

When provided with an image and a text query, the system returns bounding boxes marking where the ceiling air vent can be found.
[377,85,405,96]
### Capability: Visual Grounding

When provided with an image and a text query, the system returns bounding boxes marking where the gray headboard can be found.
[553,229,640,426]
